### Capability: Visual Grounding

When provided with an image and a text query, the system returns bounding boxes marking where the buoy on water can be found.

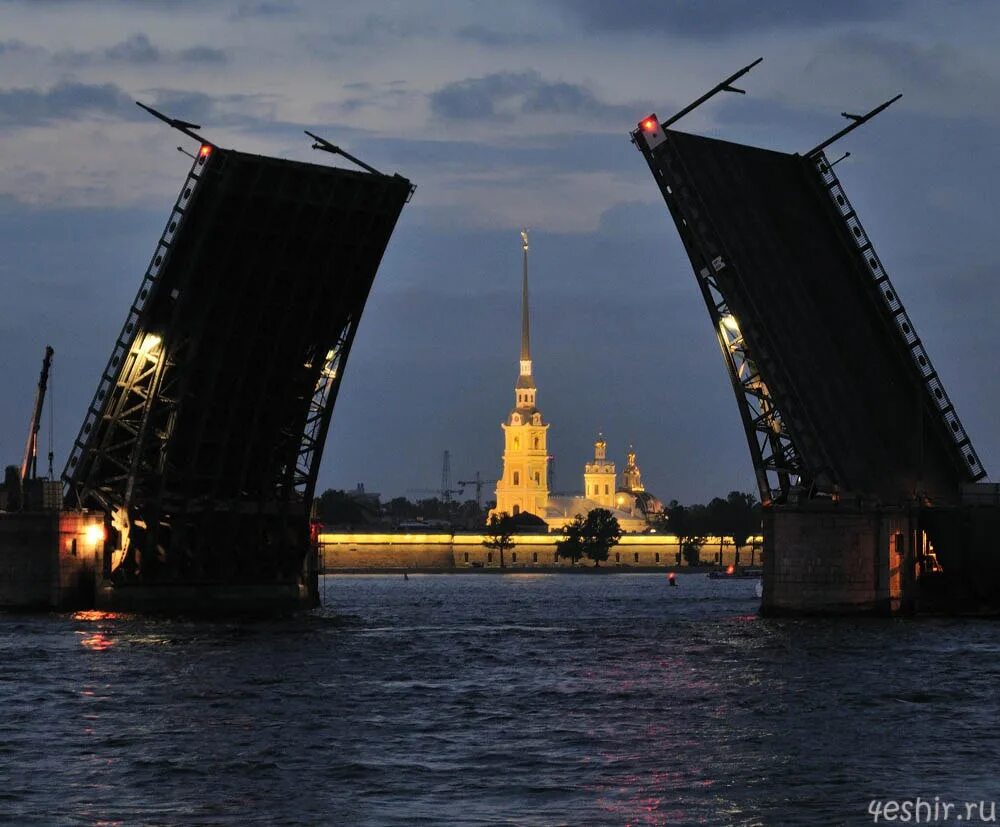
[668,572,677,587]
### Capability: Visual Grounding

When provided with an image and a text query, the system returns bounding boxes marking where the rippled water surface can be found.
[3,573,1000,825]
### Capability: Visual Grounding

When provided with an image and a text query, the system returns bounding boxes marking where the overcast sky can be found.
[1,0,998,504]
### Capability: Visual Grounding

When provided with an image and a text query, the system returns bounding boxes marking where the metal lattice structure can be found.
[65,140,413,589]
[633,97,984,506]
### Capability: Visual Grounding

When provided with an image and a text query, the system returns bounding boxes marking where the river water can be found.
[2,573,999,825]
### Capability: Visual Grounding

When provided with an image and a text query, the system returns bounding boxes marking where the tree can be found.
[665,501,706,566]
[681,538,705,566]
[483,512,516,568]
[724,491,760,563]
[581,508,622,567]
[315,489,366,527]
[557,509,623,567]
[556,515,586,566]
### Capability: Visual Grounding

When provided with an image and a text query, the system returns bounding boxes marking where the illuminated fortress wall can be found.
[318,533,763,570]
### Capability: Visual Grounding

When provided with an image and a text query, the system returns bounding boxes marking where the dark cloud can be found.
[105,33,160,63]
[232,1,299,17]
[429,70,632,122]
[0,39,33,56]
[455,24,541,47]
[55,33,227,66]
[556,0,902,37]
[178,45,227,64]
[0,81,135,127]
[802,32,998,122]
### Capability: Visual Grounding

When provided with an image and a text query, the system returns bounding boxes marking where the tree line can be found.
[484,490,761,568]
[314,489,485,529]
[655,491,761,565]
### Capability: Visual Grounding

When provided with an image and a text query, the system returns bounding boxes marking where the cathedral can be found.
[491,231,663,534]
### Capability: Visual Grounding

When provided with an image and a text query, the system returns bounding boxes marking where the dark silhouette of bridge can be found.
[633,61,998,615]
[63,107,413,612]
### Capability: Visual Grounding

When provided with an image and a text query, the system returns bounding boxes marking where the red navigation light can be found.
[641,118,657,132]
[199,145,212,157]
[726,564,735,575]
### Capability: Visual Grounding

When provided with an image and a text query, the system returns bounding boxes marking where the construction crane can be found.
[20,346,54,482]
[408,450,463,503]
[457,471,498,510]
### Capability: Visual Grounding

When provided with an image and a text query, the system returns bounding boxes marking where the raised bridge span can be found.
[633,62,998,615]
[63,113,413,612]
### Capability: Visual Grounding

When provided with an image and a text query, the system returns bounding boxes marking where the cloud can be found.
[0,39,35,56]
[555,0,903,37]
[232,1,299,17]
[455,24,542,47]
[105,33,160,63]
[0,81,135,127]
[178,45,227,64]
[429,70,632,122]
[799,32,1000,122]
[55,33,227,66]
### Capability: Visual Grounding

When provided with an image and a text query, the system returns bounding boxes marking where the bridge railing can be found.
[63,148,213,497]
[814,153,986,481]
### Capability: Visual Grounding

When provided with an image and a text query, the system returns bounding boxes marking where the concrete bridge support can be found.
[761,503,919,616]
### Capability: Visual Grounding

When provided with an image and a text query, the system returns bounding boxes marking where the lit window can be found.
[514,437,520,450]
[513,471,520,485]
[604,484,609,495]
[533,437,539,449]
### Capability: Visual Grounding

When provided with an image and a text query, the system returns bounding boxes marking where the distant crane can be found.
[20,346,54,482]
[457,471,498,510]
[408,449,463,503]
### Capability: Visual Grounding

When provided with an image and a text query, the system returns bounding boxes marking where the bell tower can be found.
[622,444,644,493]
[493,230,550,518]
[584,434,616,509]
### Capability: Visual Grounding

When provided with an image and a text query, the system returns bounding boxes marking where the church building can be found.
[492,230,550,519]
[491,231,663,534]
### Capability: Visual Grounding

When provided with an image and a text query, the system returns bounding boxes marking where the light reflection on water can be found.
[1,573,998,825]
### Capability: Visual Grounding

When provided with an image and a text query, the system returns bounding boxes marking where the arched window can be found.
[534,472,540,485]
[513,437,520,450]
[533,437,539,449]
[487,551,493,563]
[513,505,520,516]
[604,484,609,495]
[511,552,517,563]
[513,471,520,485]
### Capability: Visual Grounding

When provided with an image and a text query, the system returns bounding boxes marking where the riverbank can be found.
[323,566,727,575]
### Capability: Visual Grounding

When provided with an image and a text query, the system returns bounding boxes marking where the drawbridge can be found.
[632,61,994,614]
[63,108,413,610]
